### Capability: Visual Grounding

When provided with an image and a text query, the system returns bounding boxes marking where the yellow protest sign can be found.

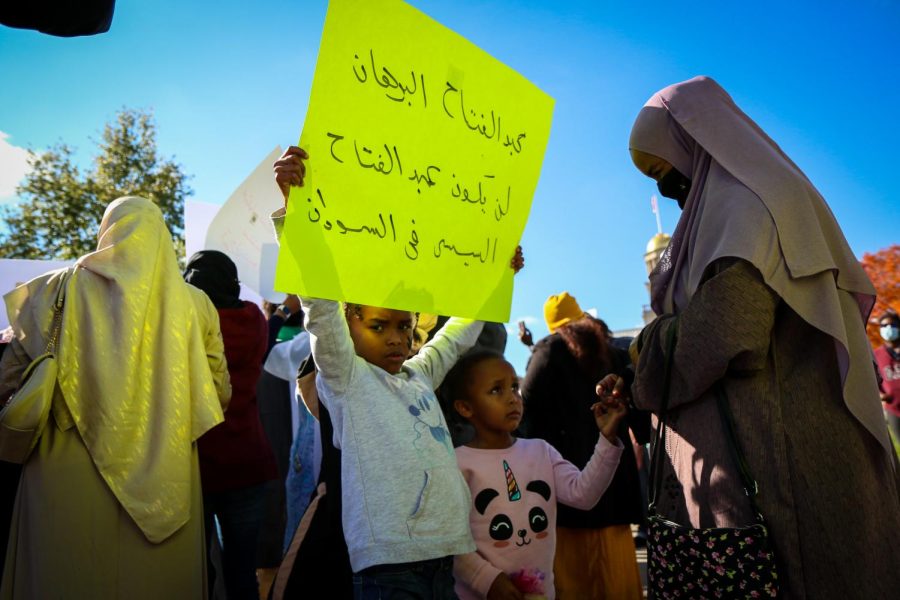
[275,0,554,321]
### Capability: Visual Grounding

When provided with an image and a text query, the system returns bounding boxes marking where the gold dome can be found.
[645,233,671,254]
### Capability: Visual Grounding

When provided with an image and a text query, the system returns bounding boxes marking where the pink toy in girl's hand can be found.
[510,567,547,598]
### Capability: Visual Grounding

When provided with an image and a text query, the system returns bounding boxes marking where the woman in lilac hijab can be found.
[613,76,900,598]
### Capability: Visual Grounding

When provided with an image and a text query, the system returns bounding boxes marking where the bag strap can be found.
[43,269,69,355]
[648,319,766,525]
[648,321,678,511]
[714,335,781,523]
[714,382,764,521]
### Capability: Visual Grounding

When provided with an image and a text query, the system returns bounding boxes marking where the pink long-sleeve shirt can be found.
[453,436,623,599]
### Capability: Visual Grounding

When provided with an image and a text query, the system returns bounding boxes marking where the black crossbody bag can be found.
[646,323,780,599]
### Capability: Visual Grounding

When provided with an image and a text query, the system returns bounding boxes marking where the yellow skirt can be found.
[554,524,642,600]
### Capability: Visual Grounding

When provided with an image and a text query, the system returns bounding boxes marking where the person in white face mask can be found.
[875,310,900,445]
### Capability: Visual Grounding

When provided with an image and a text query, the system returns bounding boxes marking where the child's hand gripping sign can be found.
[274,0,553,321]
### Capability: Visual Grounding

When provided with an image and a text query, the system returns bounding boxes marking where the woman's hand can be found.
[273,146,309,207]
[594,374,630,441]
[510,245,524,273]
[517,321,533,347]
[596,373,630,401]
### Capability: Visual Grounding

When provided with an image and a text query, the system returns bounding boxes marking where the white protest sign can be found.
[204,146,285,303]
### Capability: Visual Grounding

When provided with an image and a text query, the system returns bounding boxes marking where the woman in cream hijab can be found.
[0,197,230,599]
[614,76,900,599]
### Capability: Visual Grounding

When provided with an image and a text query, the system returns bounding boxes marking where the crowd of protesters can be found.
[2,76,899,600]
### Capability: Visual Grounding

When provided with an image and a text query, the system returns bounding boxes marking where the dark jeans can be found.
[353,557,458,600]
[204,483,267,600]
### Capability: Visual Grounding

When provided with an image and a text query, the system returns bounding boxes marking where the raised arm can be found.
[549,436,623,511]
[270,144,308,238]
[405,318,484,387]
[632,258,779,413]
[269,172,358,397]
[408,246,520,387]
[300,297,358,396]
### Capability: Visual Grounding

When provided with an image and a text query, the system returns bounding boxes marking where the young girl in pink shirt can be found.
[444,350,626,599]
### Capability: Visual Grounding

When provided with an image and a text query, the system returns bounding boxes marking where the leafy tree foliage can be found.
[861,244,900,346]
[0,108,190,260]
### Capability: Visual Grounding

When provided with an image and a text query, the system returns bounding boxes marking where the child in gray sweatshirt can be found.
[272,146,524,597]
[302,296,482,594]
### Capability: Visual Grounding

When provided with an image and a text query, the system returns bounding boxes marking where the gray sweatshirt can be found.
[300,296,482,572]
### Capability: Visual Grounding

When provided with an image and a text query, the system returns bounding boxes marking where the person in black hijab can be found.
[184,249,279,599]
[183,251,245,310]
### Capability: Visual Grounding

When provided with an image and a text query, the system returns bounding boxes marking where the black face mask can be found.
[657,168,691,209]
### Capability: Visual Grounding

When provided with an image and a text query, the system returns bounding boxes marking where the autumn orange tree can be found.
[861,244,900,346]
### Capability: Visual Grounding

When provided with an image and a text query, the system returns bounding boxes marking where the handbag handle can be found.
[648,319,765,523]
[43,270,69,355]
[0,271,69,412]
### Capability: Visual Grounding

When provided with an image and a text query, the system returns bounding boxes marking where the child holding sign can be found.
[442,350,625,600]
[272,146,524,598]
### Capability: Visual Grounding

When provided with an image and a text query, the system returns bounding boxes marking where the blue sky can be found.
[1,0,898,374]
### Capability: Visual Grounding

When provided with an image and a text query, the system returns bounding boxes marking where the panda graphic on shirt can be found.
[474,460,552,549]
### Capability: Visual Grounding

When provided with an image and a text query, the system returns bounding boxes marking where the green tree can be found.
[0,108,191,260]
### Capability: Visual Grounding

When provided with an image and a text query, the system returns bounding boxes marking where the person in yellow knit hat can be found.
[520,291,648,599]
[542,292,587,334]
